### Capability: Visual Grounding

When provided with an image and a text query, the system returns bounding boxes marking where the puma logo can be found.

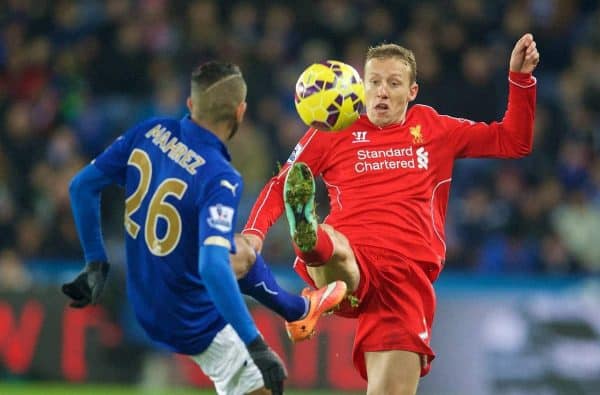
[220,179,239,196]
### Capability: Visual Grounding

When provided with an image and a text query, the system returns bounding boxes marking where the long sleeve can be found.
[243,128,326,240]
[199,245,259,344]
[242,170,287,240]
[445,71,537,159]
[198,168,259,344]
[69,164,114,262]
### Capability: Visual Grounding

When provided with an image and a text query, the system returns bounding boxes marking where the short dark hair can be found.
[366,44,417,83]
[191,61,242,91]
[190,61,247,123]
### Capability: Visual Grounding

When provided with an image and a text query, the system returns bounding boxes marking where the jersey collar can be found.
[180,115,231,161]
[359,110,409,130]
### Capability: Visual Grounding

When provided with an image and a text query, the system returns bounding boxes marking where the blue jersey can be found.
[93,116,243,354]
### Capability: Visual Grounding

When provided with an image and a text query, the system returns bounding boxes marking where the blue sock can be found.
[238,253,308,322]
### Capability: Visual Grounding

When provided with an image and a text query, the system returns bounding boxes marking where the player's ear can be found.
[408,82,419,102]
[186,96,193,113]
[236,101,247,122]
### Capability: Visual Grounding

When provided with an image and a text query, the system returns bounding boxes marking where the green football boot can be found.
[284,162,318,252]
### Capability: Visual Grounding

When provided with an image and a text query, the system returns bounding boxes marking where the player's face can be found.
[364,57,418,127]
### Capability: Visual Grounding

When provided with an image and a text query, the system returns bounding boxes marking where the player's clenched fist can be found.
[247,336,287,395]
[509,33,540,74]
[62,261,110,308]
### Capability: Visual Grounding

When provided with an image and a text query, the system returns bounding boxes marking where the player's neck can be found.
[190,116,229,143]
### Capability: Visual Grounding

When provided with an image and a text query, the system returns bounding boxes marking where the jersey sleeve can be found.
[93,118,158,185]
[69,164,114,263]
[243,128,326,240]
[443,71,536,159]
[198,171,244,253]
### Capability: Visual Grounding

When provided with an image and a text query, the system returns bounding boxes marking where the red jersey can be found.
[243,72,536,275]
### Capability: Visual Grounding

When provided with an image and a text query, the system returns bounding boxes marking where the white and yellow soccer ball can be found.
[294,60,365,131]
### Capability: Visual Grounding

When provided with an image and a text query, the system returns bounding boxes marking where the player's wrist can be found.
[508,71,536,88]
[241,228,264,240]
[86,260,109,267]
[241,230,264,252]
[85,261,110,274]
[247,334,267,351]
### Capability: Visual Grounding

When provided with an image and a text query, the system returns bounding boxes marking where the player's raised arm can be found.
[444,33,539,159]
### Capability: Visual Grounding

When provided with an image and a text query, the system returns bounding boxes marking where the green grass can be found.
[0,383,360,395]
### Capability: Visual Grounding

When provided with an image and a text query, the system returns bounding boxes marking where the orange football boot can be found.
[285,280,347,342]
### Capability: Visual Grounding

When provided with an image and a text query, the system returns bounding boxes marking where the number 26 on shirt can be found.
[124,148,188,256]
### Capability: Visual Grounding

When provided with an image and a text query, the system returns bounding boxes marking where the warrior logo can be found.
[352,131,370,143]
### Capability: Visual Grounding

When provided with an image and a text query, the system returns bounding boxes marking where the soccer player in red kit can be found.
[243,33,540,394]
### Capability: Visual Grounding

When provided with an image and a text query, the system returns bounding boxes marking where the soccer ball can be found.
[294,60,365,131]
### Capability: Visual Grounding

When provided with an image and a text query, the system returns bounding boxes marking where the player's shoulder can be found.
[289,127,332,158]
[406,104,450,133]
[212,161,241,180]
[203,162,243,195]
[143,116,181,132]
[410,104,476,128]
[408,104,441,118]
[290,117,369,158]
[126,116,181,141]
[199,143,237,173]
[201,149,241,179]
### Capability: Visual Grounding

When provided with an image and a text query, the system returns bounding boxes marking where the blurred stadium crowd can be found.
[1,0,600,291]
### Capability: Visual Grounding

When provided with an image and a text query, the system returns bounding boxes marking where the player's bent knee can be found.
[307,258,360,292]
[302,224,359,292]
[321,224,352,262]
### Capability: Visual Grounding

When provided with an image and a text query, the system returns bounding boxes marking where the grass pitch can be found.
[0,383,361,394]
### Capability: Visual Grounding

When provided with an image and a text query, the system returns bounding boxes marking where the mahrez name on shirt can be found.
[145,124,205,175]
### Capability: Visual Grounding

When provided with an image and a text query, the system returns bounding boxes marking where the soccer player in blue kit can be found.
[61,61,345,394]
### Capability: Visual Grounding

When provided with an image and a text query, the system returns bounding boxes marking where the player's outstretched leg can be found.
[284,161,318,251]
[237,252,308,322]
[284,162,334,264]
[235,234,346,342]
[285,280,347,342]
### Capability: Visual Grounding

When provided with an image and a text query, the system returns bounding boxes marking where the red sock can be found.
[293,226,334,266]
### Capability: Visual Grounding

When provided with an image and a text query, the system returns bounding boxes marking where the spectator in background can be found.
[0,249,31,291]
[0,0,598,278]
[0,143,16,250]
[552,188,600,273]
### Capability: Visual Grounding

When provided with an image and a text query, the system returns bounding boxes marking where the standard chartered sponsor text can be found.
[355,146,419,173]
[356,147,413,160]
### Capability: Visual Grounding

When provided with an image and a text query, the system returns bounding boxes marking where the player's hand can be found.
[62,261,110,308]
[509,33,540,74]
[242,233,264,254]
[232,234,257,279]
[247,335,287,395]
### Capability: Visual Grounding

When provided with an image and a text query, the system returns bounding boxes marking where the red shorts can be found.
[293,244,436,380]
